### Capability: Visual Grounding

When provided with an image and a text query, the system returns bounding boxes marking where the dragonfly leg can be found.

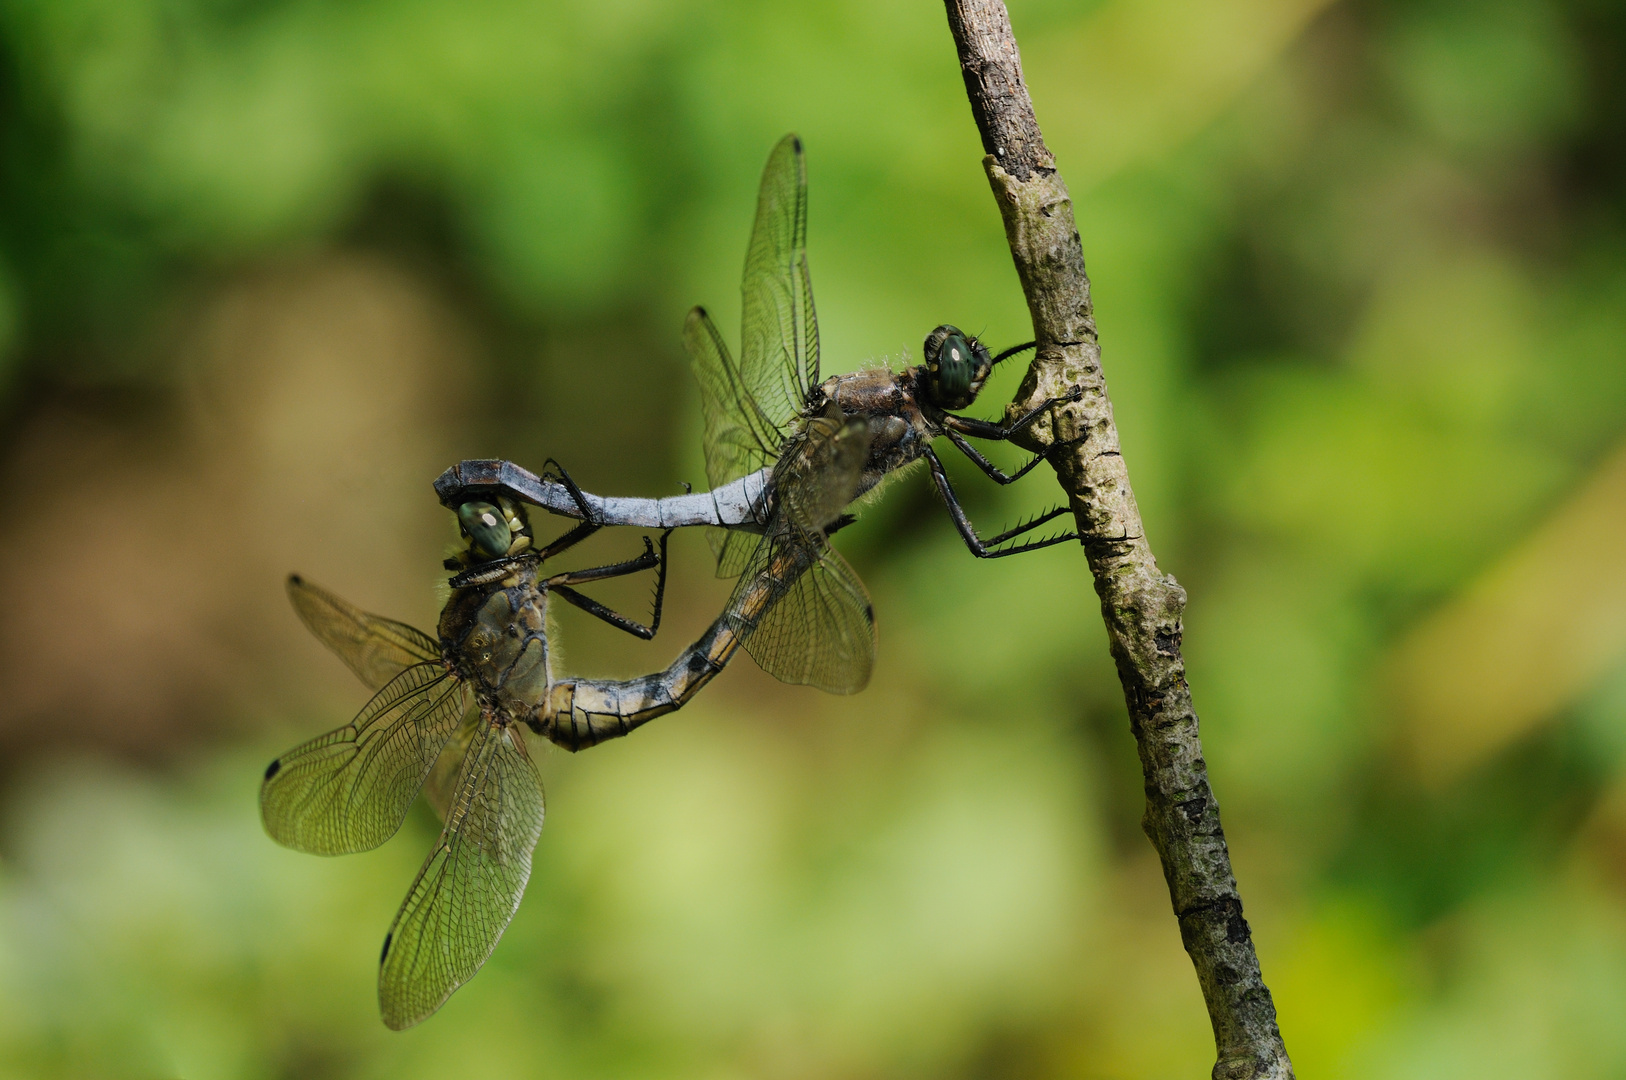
[544,530,671,640]
[924,447,1083,559]
[942,428,1050,485]
[552,585,664,639]
[537,519,602,561]
[981,506,1074,545]
[990,340,1036,366]
[539,458,602,524]
[939,385,1088,486]
[527,458,606,559]
[946,384,1085,442]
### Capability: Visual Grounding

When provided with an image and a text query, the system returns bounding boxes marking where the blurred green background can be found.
[0,0,1622,1076]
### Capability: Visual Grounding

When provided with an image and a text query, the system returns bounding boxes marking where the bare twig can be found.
[940,3,1294,1078]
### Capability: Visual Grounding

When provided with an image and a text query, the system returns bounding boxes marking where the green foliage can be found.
[1,0,1625,1076]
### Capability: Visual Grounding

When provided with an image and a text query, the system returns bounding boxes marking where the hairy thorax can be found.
[816,367,942,497]
[438,560,553,722]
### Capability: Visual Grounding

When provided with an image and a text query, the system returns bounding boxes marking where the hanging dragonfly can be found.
[436,133,1084,691]
[262,426,867,1027]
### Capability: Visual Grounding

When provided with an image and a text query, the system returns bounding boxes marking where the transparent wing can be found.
[721,408,874,693]
[708,522,765,580]
[727,531,874,695]
[689,304,782,576]
[287,575,440,692]
[423,703,481,823]
[261,663,468,855]
[688,304,784,491]
[708,405,869,584]
[739,133,819,430]
[776,411,871,534]
[691,134,820,569]
[378,718,545,1030]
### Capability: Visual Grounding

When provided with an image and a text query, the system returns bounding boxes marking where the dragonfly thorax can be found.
[439,561,552,714]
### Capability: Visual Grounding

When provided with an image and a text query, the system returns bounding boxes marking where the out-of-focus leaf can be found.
[1389,440,1626,783]
[1028,0,1335,192]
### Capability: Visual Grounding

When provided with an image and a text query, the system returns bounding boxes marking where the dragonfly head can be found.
[454,497,533,565]
[922,325,993,410]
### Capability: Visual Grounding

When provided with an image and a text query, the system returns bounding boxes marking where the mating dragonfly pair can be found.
[261,135,1087,1029]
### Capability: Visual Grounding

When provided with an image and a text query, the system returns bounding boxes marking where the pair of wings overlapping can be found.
[261,577,543,1030]
[686,134,876,695]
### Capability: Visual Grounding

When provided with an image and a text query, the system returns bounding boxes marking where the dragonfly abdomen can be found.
[435,459,773,530]
[533,617,743,751]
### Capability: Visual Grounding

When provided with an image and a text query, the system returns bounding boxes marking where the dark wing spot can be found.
[864,604,875,624]
[380,931,393,963]
[263,759,281,780]
[287,573,303,586]
[791,135,803,153]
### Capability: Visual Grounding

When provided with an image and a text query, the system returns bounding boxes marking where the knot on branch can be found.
[1177,896,1252,952]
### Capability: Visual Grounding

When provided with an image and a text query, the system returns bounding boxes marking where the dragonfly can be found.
[262,441,865,1027]
[435,133,1085,692]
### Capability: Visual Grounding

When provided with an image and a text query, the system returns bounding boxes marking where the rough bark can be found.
[941,3,1294,1078]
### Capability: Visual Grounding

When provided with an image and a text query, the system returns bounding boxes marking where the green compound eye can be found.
[458,501,512,561]
[934,332,974,401]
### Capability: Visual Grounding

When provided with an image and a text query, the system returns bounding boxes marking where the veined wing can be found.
[688,306,781,577]
[261,663,468,855]
[690,135,820,573]
[378,717,545,1030]
[726,529,874,695]
[722,407,875,693]
[287,575,440,692]
[422,704,482,823]
[739,134,819,432]
[776,410,871,535]
[688,306,783,490]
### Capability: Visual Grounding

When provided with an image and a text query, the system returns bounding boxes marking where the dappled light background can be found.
[0,0,1622,1076]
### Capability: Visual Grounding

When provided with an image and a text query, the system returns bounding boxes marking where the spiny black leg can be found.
[990,340,1036,366]
[943,428,1051,485]
[544,530,666,587]
[1010,385,1086,436]
[645,528,671,635]
[531,457,606,559]
[945,385,1085,442]
[924,446,1084,559]
[982,506,1073,546]
[538,519,601,562]
[825,513,858,537]
[552,585,662,639]
[544,529,671,640]
[540,457,600,525]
